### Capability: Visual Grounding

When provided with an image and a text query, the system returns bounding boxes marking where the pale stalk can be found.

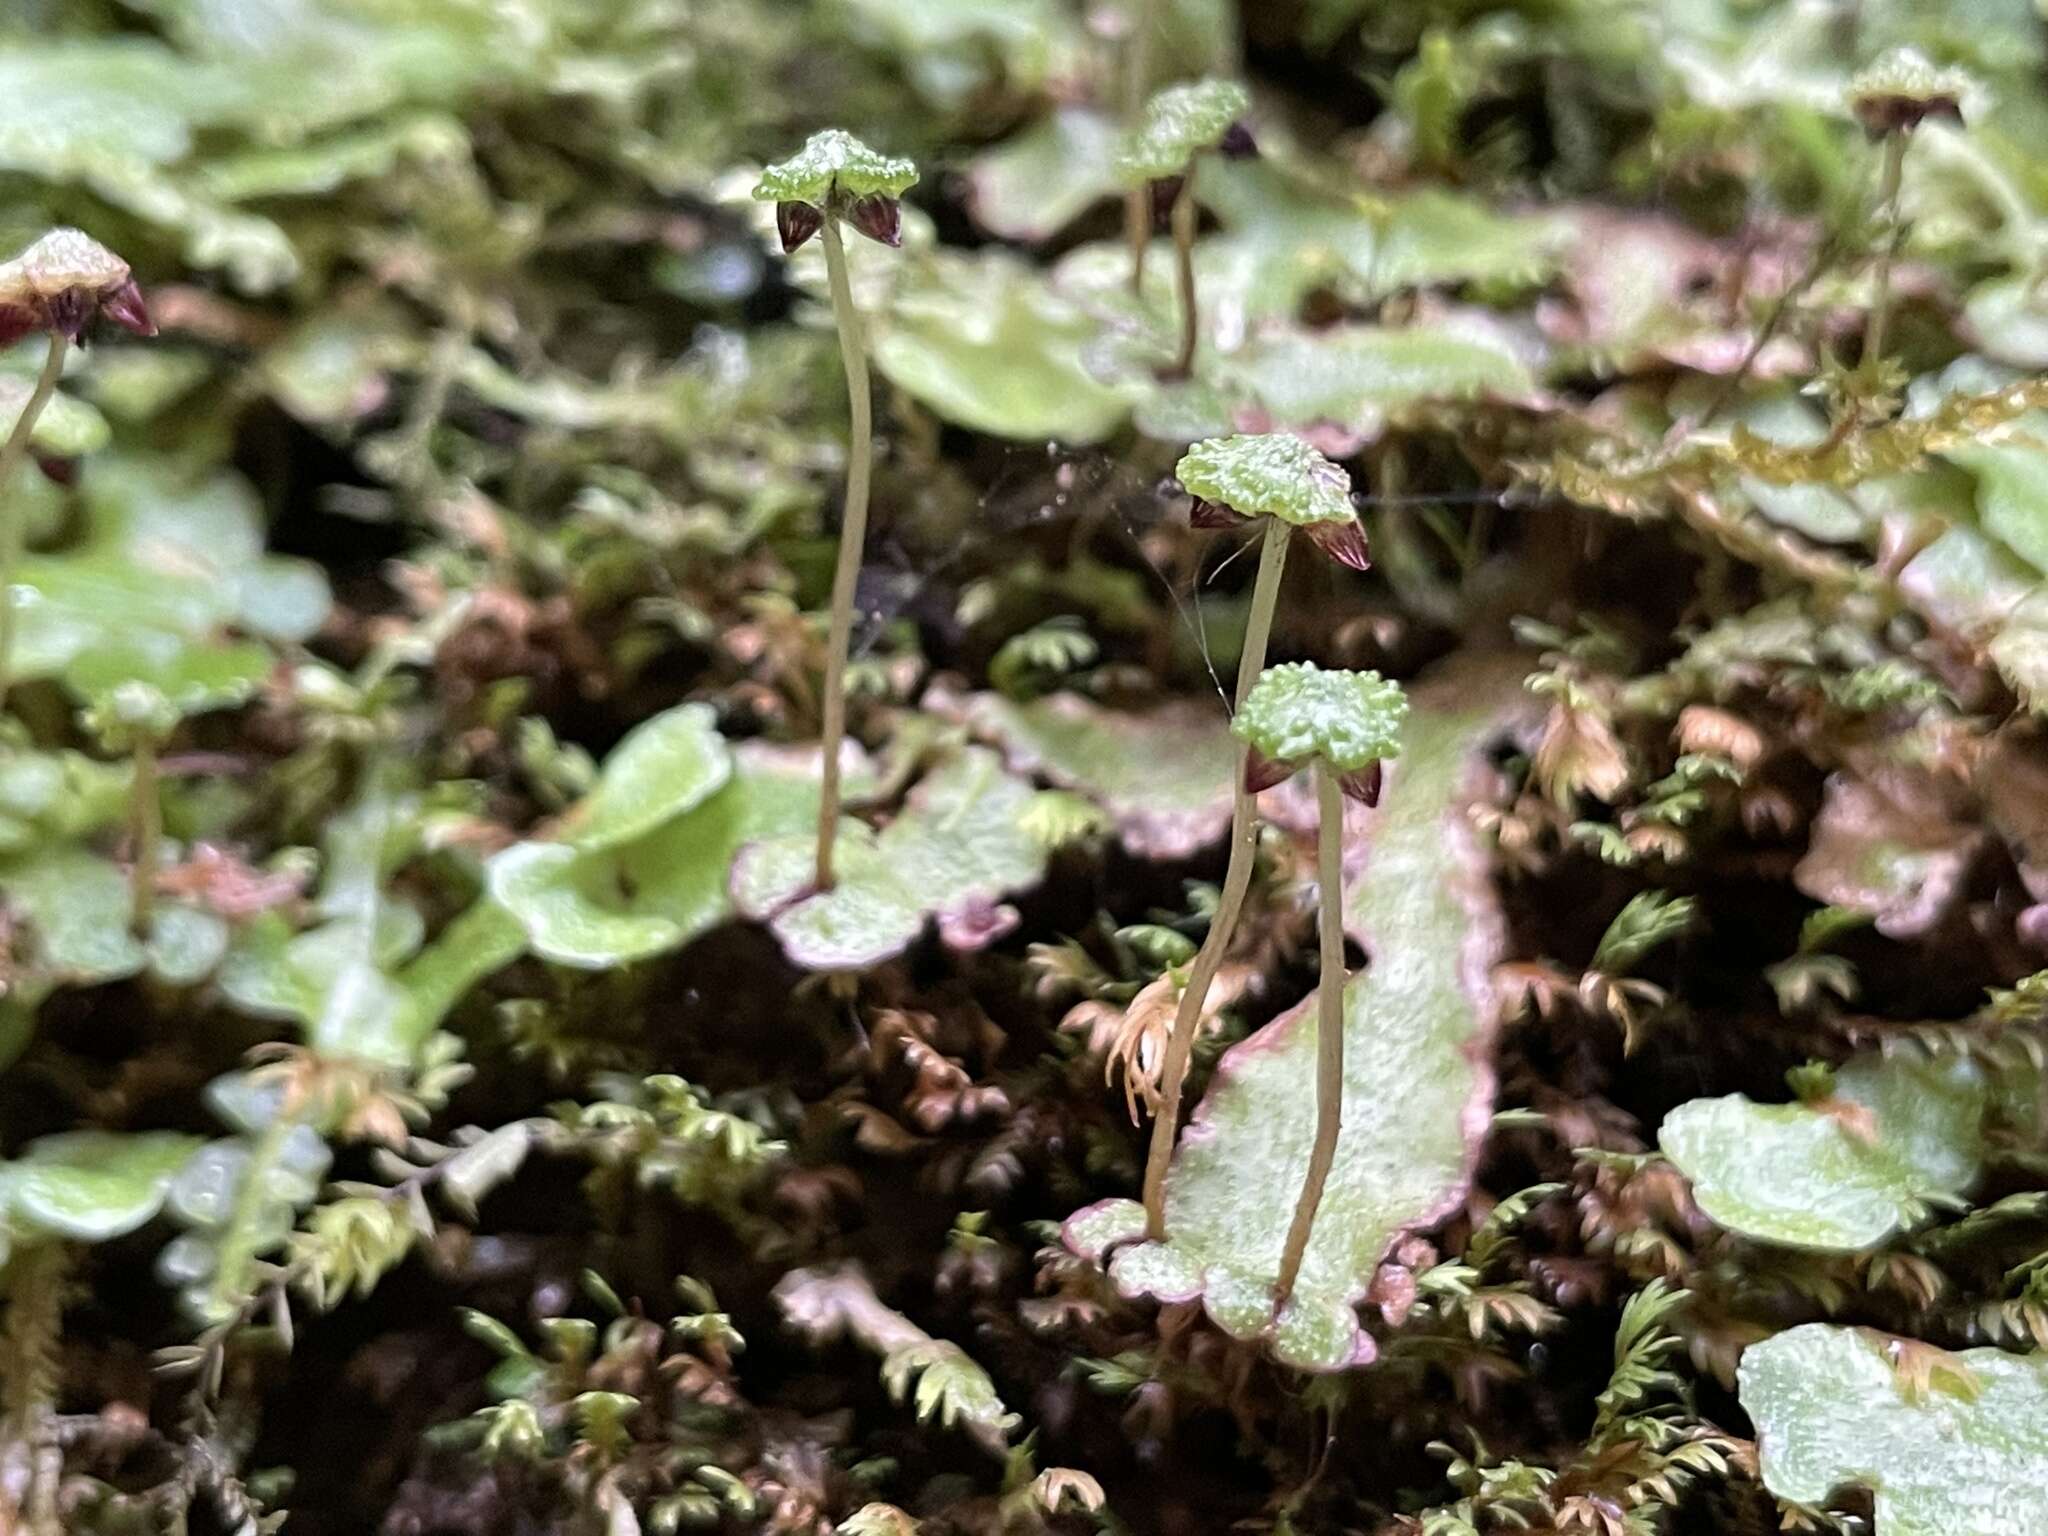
[0,333,69,707]
[1169,176,1199,377]
[1141,516,1290,1237]
[1861,132,1908,386]
[1124,191,1152,300]
[814,215,874,891]
[210,1110,294,1316]
[130,735,161,936]
[1275,762,1346,1304]
[1122,0,1156,296]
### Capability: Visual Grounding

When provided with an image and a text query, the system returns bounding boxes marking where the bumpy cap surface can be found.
[0,228,154,344]
[753,129,920,208]
[1177,432,1355,527]
[1848,48,1971,137]
[1232,662,1407,773]
[1118,79,1252,182]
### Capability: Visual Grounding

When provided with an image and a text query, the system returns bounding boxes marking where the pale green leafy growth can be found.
[0,798,232,1059]
[197,112,469,202]
[0,372,109,457]
[1118,79,1250,182]
[0,3,646,289]
[558,703,731,852]
[1017,790,1109,850]
[1176,432,1355,526]
[837,0,1080,108]
[987,616,1096,696]
[1741,1324,2048,1535]
[1369,189,1565,293]
[0,746,127,852]
[1107,163,1558,326]
[157,1104,335,1321]
[0,746,144,1055]
[1964,278,2048,370]
[71,643,270,723]
[1946,436,2048,574]
[752,129,918,207]
[965,108,1122,240]
[12,454,329,699]
[960,691,1237,859]
[1074,658,1527,1368]
[1793,771,1980,938]
[1660,1054,2006,1250]
[872,251,1132,442]
[0,1131,201,1254]
[488,707,832,968]
[1235,323,1534,439]
[0,44,216,174]
[85,679,178,747]
[1595,1279,1689,1424]
[259,307,414,425]
[221,770,521,1066]
[1232,662,1407,773]
[0,44,294,290]
[1062,1197,1148,1259]
[731,749,1048,971]
[2,843,150,986]
[1897,521,2048,707]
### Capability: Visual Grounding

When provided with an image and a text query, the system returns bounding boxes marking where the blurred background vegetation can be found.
[6,1,2048,1533]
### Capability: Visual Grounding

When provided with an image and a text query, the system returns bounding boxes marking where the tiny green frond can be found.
[1232,662,1407,772]
[1176,432,1356,526]
[1798,905,1873,953]
[1020,789,1110,850]
[1982,968,2048,1028]
[881,1340,1021,1442]
[989,615,1097,698]
[1465,1181,1568,1272]
[1593,1279,1688,1431]
[1590,892,1695,975]
[753,129,919,207]
[1118,79,1251,181]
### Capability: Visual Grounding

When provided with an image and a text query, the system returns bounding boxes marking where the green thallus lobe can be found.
[89,681,177,936]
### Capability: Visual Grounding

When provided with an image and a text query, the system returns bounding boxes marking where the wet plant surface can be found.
[7,4,2048,1535]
